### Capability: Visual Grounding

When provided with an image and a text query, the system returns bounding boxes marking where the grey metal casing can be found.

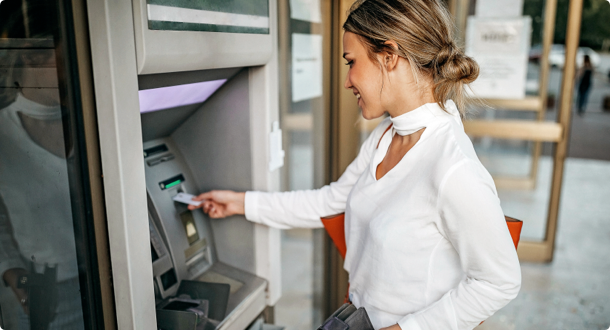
[144,138,217,299]
[131,0,273,74]
[170,70,257,273]
[141,69,258,275]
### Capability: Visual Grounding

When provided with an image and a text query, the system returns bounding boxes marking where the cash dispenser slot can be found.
[144,144,169,158]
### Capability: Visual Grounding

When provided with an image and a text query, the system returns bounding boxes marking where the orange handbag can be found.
[322,213,523,260]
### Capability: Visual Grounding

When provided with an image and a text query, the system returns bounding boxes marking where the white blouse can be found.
[245,100,521,330]
[0,94,79,282]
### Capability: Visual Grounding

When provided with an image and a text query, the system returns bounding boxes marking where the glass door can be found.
[276,0,332,328]
[0,0,111,329]
[449,0,583,262]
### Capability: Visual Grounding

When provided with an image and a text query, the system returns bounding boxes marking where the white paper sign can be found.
[466,17,531,99]
[289,0,322,23]
[292,33,323,102]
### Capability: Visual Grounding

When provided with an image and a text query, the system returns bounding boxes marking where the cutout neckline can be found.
[375,127,426,181]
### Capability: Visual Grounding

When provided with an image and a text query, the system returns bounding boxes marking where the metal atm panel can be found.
[145,138,216,298]
[131,0,273,74]
[140,70,267,330]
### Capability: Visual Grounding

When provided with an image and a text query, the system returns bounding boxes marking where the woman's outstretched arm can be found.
[190,118,392,229]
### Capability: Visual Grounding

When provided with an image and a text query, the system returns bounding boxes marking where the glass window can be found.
[276,0,331,328]
[0,1,102,329]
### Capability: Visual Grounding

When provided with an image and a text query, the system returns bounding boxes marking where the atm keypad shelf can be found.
[143,139,267,330]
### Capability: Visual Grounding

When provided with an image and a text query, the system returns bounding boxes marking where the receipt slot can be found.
[139,68,274,330]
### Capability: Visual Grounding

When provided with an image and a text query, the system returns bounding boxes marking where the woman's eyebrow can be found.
[343,52,349,59]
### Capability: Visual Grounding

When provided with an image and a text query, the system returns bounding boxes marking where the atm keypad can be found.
[149,221,167,259]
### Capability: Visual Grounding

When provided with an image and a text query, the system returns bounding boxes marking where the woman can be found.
[576,54,593,116]
[190,0,521,329]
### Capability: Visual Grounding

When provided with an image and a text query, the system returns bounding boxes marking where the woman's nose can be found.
[344,73,352,89]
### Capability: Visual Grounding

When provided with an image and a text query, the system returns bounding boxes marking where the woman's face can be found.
[343,32,386,120]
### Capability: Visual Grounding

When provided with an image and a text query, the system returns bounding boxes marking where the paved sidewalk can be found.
[478,158,610,330]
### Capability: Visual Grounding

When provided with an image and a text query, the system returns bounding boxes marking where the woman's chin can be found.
[361,109,383,120]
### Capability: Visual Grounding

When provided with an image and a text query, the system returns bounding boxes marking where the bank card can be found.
[172,192,202,207]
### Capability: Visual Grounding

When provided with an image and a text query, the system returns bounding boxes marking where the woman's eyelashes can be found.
[345,60,354,67]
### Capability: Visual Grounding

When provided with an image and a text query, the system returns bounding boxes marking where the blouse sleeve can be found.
[244,119,391,229]
[398,159,521,330]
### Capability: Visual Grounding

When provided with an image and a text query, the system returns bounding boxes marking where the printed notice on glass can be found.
[466,17,531,99]
[292,33,323,102]
[289,0,322,23]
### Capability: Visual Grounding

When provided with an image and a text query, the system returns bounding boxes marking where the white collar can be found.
[389,100,459,136]
[11,93,62,120]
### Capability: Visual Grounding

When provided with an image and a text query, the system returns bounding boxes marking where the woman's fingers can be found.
[16,288,28,314]
[193,191,214,201]
[189,191,219,211]
[187,190,244,218]
[187,201,202,210]
[200,200,224,218]
[209,204,222,218]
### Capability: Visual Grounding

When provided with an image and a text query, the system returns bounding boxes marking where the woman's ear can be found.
[382,40,400,72]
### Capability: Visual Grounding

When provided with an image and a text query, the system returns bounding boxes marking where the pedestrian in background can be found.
[577,54,594,116]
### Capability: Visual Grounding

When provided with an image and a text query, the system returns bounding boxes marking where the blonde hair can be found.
[343,0,479,115]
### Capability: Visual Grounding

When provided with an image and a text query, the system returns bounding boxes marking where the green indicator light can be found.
[165,180,182,189]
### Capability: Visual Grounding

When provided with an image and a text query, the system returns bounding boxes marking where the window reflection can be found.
[0,1,85,329]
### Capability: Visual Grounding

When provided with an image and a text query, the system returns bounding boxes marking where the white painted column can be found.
[85,0,156,328]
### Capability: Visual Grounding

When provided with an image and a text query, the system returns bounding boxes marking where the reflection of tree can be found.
[0,0,58,108]
[525,0,610,49]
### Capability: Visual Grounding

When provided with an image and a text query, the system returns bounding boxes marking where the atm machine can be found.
[88,0,283,329]
[135,4,283,330]
[139,68,275,330]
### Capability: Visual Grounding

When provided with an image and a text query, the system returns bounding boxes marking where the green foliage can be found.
[523,0,546,45]
[579,0,610,48]
[523,0,610,49]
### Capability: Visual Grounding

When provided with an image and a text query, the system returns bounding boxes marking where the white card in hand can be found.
[172,193,202,206]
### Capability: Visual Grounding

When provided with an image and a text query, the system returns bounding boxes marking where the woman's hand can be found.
[3,268,29,314]
[188,190,246,219]
[380,324,402,330]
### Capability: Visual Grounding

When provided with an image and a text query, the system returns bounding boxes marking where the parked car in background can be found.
[545,44,601,68]
[528,44,543,63]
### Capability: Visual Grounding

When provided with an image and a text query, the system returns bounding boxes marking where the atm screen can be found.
[180,211,199,245]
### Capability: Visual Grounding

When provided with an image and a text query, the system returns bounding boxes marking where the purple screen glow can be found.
[139,79,228,113]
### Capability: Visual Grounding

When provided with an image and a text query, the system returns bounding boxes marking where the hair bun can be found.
[434,44,458,66]
[435,45,479,84]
